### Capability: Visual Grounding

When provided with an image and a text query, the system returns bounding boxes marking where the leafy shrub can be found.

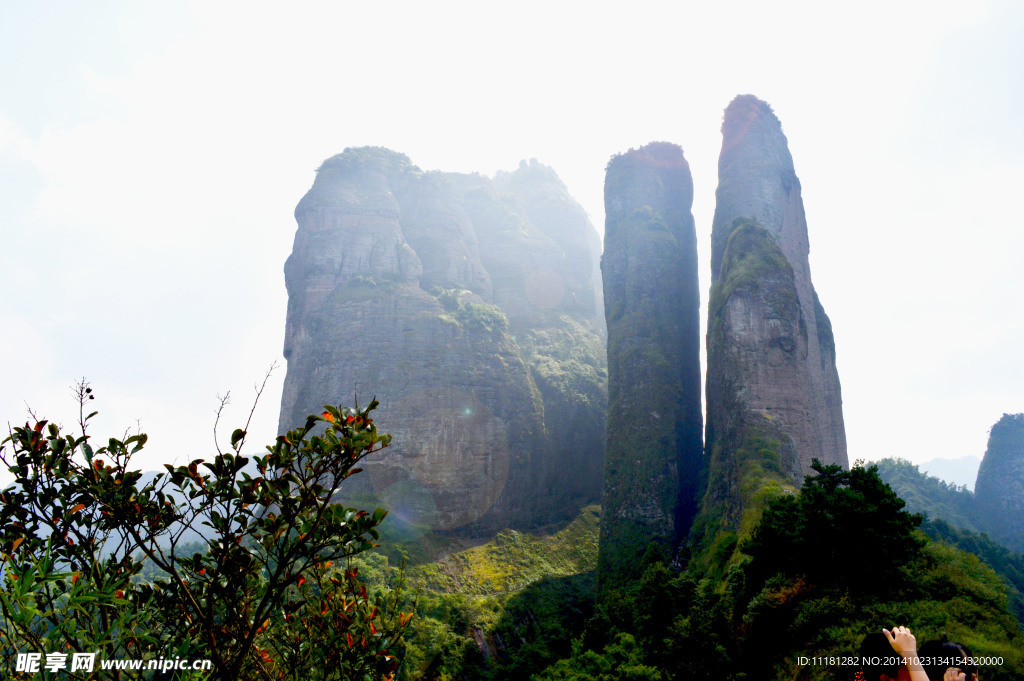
[0,383,413,680]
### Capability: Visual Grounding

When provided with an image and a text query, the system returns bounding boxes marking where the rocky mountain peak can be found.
[598,142,703,585]
[975,413,1024,551]
[279,148,607,535]
[701,96,848,537]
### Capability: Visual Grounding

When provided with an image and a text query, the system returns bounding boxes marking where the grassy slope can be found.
[408,506,599,595]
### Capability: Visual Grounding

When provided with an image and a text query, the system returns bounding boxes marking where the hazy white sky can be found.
[2,1,1022,486]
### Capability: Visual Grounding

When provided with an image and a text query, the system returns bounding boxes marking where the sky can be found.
[2,1,1022,488]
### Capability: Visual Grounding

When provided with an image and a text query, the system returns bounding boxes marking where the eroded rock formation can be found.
[598,142,703,584]
[974,413,1024,552]
[702,96,848,531]
[279,148,606,534]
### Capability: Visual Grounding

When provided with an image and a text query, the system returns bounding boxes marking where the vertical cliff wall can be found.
[974,413,1024,552]
[701,96,847,534]
[279,148,607,534]
[598,143,703,585]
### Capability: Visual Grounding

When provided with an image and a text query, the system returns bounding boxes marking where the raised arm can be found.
[883,626,929,681]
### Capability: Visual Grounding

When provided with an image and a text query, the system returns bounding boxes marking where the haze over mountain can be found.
[877,414,1024,555]
[919,455,982,490]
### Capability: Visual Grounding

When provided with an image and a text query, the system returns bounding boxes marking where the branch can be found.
[213,392,231,457]
[237,362,278,456]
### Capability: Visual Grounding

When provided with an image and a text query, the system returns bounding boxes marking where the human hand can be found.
[943,668,966,681]
[882,626,918,659]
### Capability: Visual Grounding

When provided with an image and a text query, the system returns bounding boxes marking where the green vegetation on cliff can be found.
[410,506,599,595]
[588,463,1023,680]
[708,217,796,322]
[688,416,796,583]
[921,517,1024,626]
[433,287,511,335]
[351,506,601,680]
[353,460,1024,681]
[517,317,607,412]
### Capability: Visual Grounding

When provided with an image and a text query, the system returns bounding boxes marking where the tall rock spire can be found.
[598,142,703,585]
[279,148,607,534]
[703,96,847,530]
[974,413,1024,552]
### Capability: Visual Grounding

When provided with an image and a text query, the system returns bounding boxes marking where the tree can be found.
[0,381,413,680]
[743,459,924,596]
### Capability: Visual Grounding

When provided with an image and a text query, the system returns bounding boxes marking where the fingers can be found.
[943,669,965,681]
[882,626,917,655]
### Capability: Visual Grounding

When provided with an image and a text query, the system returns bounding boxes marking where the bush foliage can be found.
[0,384,413,680]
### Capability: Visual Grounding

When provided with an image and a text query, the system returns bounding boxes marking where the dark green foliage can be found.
[726,462,1024,680]
[921,517,1024,625]
[486,573,597,680]
[531,633,661,681]
[744,460,924,596]
[377,571,597,681]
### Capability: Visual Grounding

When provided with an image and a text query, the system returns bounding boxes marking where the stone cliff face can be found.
[974,413,1024,552]
[702,96,847,532]
[279,148,607,534]
[598,143,703,584]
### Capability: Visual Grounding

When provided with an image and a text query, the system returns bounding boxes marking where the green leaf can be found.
[231,429,247,448]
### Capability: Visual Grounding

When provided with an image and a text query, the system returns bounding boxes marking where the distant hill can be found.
[918,455,982,490]
[875,457,979,531]
[875,457,1024,625]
